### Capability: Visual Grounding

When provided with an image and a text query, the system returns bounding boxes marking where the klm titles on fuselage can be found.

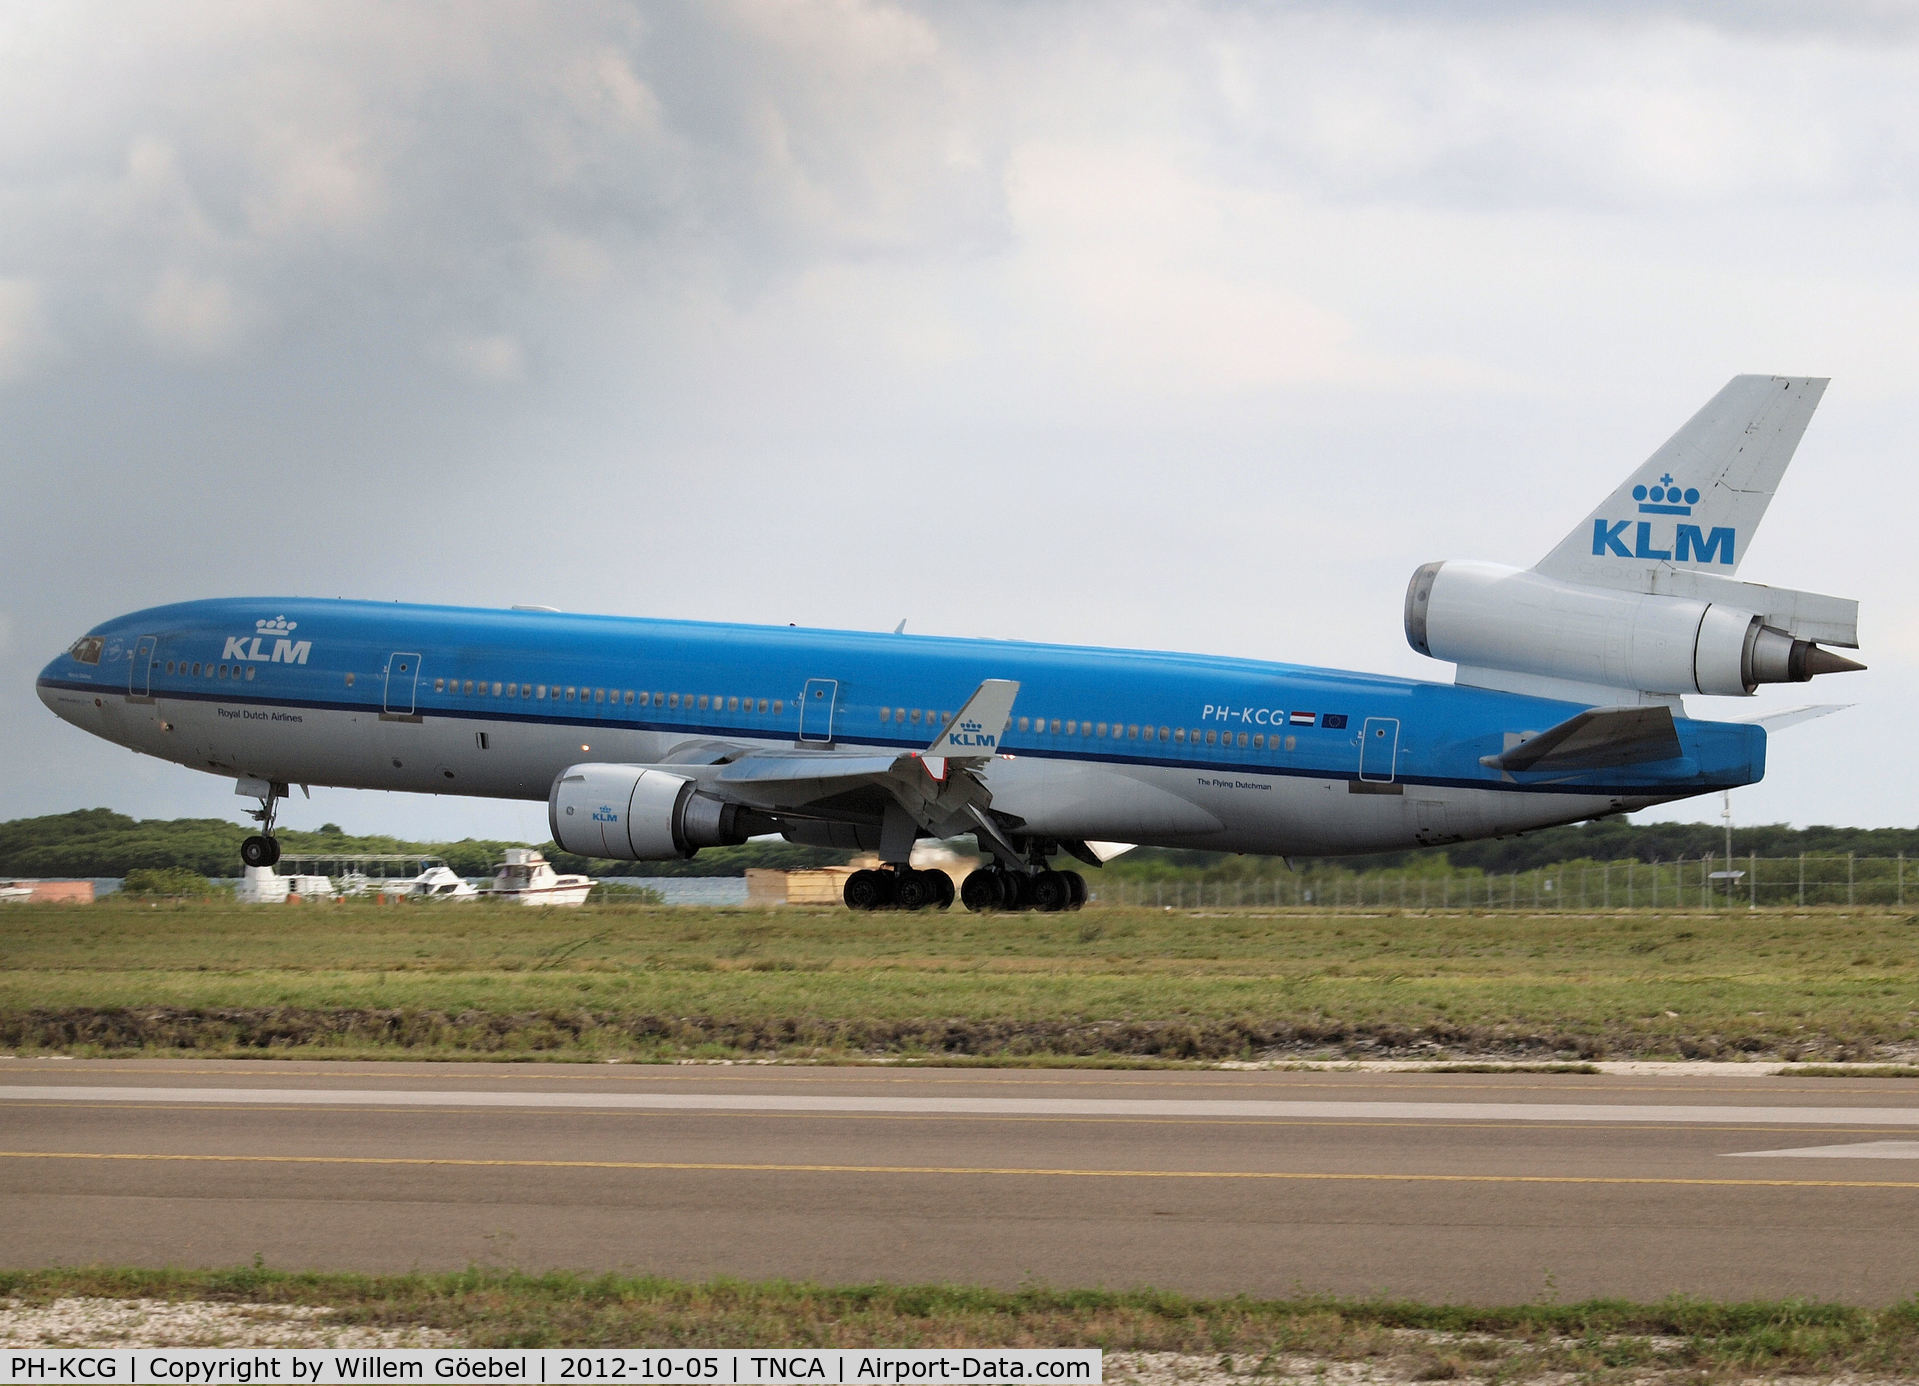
[1591,476,1735,565]
[221,618,312,666]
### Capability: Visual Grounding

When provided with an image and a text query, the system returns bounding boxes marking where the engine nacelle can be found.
[549,763,753,861]
[1405,560,1860,697]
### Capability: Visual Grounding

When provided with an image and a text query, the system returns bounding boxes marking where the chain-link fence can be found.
[1097,854,1912,909]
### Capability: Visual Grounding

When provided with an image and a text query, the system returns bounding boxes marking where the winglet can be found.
[924,679,1019,761]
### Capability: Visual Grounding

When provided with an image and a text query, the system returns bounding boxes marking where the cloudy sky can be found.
[4,1,1915,844]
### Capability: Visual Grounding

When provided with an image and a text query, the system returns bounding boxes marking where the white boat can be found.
[398,864,480,901]
[0,883,33,904]
[486,848,594,906]
[234,866,290,904]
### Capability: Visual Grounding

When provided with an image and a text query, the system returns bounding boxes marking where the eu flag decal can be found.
[1320,713,1348,730]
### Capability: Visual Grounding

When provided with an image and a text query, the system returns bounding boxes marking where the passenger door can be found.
[1360,716,1399,783]
[799,678,838,743]
[383,652,421,718]
[128,635,157,702]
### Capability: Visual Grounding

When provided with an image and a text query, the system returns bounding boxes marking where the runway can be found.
[5,1059,1918,1303]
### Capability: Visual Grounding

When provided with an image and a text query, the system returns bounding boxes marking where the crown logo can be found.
[1633,475,1700,516]
[960,720,982,733]
[255,616,297,635]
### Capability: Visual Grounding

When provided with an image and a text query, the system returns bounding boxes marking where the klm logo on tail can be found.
[947,719,997,750]
[1591,475,1735,565]
[222,616,313,665]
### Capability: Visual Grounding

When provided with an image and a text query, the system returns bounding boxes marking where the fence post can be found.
[1901,853,1906,908]
[1750,850,1756,910]
[1799,852,1805,908]
[1849,852,1855,908]
[1627,860,1634,909]
[1603,862,1610,910]
[1702,854,1711,908]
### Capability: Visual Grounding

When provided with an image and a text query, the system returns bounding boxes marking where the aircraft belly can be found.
[994,756,1647,857]
[156,700,633,801]
[986,759,1226,840]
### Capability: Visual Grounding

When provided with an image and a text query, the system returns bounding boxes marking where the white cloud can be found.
[437,331,526,384]
[139,269,244,357]
[0,279,55,381]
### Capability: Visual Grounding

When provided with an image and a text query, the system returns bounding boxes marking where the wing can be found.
[638,680,1022,842]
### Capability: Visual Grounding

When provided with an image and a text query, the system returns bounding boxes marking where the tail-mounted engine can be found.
[1405,560,1863,699]
[550,763,757,860]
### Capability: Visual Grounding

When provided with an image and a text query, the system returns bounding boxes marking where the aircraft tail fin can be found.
[1534,375,1827,587]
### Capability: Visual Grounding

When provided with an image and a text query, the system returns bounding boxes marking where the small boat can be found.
[396,864,480,901]
[487,848,594,906]
[0,882,33,904]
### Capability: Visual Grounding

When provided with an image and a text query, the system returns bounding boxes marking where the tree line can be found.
[2,808,1911,882]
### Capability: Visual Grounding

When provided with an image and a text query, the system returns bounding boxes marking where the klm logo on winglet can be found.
[221,616,313,664]
[592,805,619,824]
[1592,475,1734,565]
[947,718,997,749]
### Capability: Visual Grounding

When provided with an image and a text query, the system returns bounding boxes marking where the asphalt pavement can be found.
[5,1059,1918,1303]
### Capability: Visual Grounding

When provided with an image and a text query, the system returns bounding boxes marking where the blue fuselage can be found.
[37,597,1764,856]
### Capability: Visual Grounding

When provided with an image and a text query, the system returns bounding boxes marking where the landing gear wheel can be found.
[844,868,891,912]
[960,868,1003,912]
[894,869,936,912]
[239,779,287,871]
[1006,869,1035,911]
[1063,870,1087,910]
[1031,869,1071,913]
[928,869,955,910]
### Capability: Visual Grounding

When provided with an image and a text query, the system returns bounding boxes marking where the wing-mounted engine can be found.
[1404,374,1864,704]
[550,764,765,861]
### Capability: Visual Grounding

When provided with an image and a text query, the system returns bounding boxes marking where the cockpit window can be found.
[68,636,103,665]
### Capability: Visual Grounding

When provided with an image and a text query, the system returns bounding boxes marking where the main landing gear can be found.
[958,865,1085,913]
[843,866,956,912]
[239,779,286,869]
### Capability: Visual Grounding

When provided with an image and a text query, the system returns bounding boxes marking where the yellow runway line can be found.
[6,1149,1919,1189]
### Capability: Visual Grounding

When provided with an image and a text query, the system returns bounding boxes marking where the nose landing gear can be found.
[238,778,287,869]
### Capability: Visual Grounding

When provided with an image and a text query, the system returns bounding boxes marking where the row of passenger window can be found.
[880,706,952,727]
[1012,714,1295,752]
[432,677,784,718]
[166,659,254,682]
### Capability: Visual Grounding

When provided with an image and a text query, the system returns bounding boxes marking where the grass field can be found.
[4,898,1917,1062]
[6,1267,1919,1381]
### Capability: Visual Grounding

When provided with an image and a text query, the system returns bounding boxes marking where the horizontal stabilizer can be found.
[1741,703,1851,733]
[1481,705,1682,773]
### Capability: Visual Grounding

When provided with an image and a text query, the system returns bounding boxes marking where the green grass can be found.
[4,899,1917,1062]
[5,1267,1919,1380]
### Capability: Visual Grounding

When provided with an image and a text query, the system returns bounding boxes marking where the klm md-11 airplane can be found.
[38,376,1863,913]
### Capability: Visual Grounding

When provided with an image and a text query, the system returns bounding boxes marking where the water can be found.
[601,876,749,906]
[93,875,751,906]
